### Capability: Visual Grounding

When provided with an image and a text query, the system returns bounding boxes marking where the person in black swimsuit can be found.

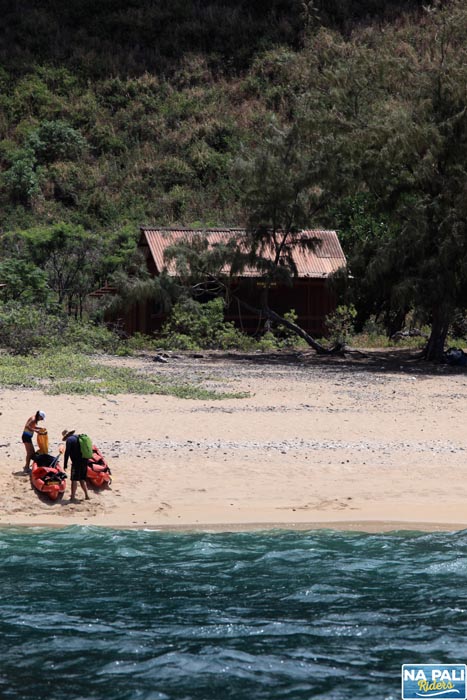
[22,410,46,473]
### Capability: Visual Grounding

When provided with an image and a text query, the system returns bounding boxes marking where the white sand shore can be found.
[2,350,467,532]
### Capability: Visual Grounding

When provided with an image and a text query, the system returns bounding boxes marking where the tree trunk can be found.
[423,306,451,361]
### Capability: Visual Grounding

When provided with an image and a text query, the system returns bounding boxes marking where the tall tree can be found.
[165,119,342,353]
[299,3,467,360]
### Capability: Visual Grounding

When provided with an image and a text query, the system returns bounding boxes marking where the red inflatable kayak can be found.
[31,455,67,501]
[86,446,112,488]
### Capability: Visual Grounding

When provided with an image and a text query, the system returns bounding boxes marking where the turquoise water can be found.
[1,527,466,700]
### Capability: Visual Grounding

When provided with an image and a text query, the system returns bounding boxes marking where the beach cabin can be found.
[117,226,347,337]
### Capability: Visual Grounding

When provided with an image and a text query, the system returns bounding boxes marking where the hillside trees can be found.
[0,0,428,234]
[1,1,466,360]
[165,4,467,360]
[372,3,467,360]
[0,64,257,231]
[0,0,423,79]
[297,4,467,360]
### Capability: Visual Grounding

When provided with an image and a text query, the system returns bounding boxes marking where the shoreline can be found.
[1,518,466,534]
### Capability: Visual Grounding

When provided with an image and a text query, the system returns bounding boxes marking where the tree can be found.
[2,150,42,206]
[330,193,405,336]
[26,120,86,165]
[234,120,338,351]
[299,5,467,360]
[9,223,102,317]
[0,258,49,304]
[164,119,342,353]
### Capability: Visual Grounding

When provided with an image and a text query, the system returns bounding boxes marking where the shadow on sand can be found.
[208,347,467,377]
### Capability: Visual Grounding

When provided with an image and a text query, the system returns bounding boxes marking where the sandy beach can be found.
[1,349,467,532]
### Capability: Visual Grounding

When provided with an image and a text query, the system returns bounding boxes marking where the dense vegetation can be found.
[1,0,467,362]
[1,1,424,78]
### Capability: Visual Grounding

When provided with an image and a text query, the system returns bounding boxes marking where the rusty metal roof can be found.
[140,227,346,278]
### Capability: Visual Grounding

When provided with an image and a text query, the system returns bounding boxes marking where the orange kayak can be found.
[31,456,67,501]
[86,446,112,488]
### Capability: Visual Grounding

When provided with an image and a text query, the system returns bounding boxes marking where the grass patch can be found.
[0,351,249,399]
[161,384,249,400]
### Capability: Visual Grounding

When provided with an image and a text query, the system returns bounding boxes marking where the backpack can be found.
[78,434,93,459]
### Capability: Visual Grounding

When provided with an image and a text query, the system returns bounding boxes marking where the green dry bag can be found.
[78,434,93,459]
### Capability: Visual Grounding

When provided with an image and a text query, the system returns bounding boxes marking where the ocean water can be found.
[1,527,466,700]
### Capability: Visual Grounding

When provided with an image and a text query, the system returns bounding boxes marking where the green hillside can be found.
[0,0,423,234]
[3,0,467,361]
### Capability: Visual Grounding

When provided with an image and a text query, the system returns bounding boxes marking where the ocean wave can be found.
[1,527,466,699]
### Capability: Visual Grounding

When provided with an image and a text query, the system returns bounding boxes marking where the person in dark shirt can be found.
[62,429,90,503]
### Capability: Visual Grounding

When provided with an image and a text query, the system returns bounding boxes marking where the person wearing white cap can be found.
[22,410,46,473]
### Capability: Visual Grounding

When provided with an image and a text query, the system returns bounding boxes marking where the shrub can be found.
[256,331,279,351]
[0,302,121,355]
[122,332,159,352]
[159,332,199,351]
[325,304,357,346]
[3,151,42,205]
[0,259,49,304]
[159,297,251,350]
[216,325,255,351]
[26,120,86,164]
[61,319,121,353]
[273,308,307,348]
[0,303,60,354]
